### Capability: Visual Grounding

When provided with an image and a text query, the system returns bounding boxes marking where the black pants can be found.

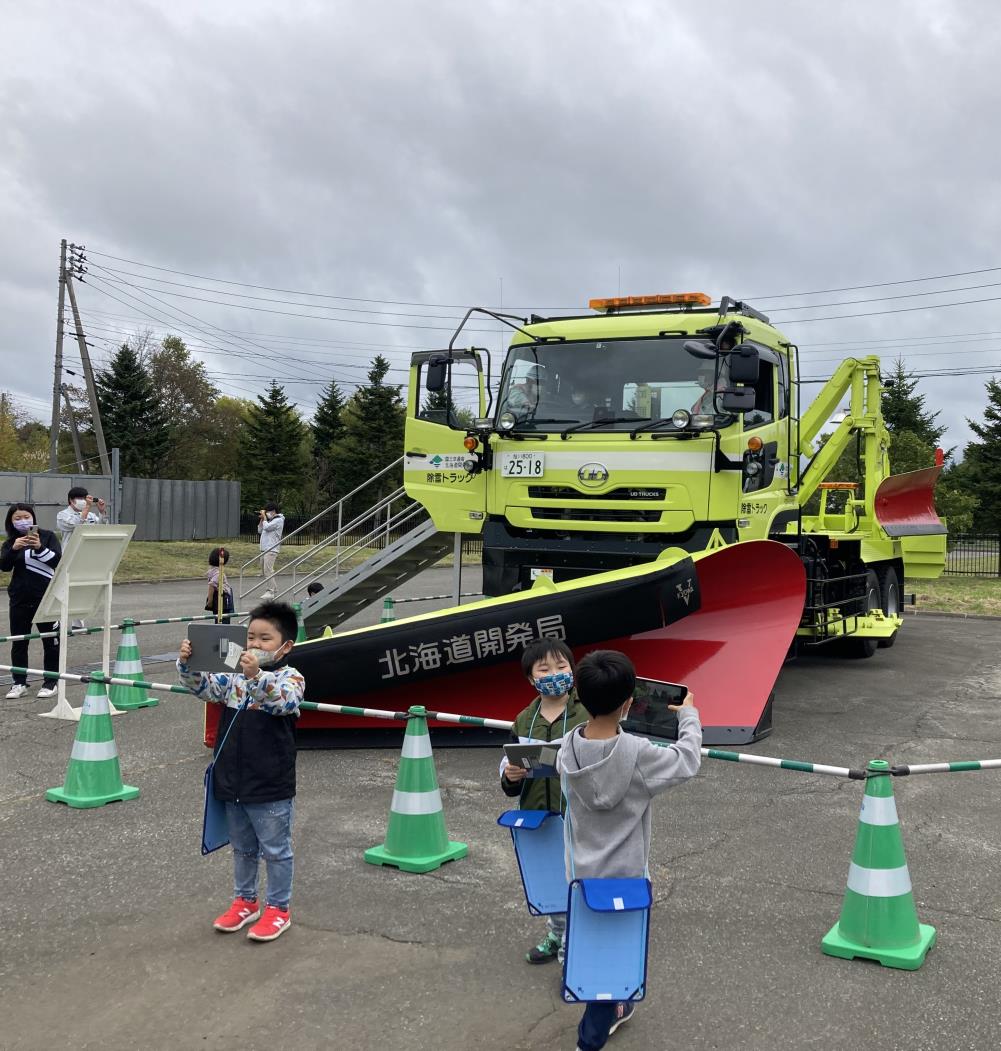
[9,601,59,686]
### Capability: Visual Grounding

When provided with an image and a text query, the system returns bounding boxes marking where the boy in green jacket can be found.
[500,637,588,964]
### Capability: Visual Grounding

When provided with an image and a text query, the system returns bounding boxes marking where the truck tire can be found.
[847,569,880,658]
[876,566,900,649]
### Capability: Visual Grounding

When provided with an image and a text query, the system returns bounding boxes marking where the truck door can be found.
[404,350,488,533]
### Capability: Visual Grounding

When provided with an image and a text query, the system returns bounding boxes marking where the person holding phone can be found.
[1,503,62,699]
[56,486,107,630]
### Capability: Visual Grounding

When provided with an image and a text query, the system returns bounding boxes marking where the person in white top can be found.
[257,502,285,597]
[56,487,108,545]
[55,487,108,629]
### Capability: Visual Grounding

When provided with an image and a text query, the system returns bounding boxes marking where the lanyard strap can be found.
[523,698,570,804]
[212,698,249,763]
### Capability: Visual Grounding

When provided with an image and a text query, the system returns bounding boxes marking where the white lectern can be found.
[35,524,135,720]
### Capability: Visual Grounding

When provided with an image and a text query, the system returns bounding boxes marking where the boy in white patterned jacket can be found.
[177,600,305,942]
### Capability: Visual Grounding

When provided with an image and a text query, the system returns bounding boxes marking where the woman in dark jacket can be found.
[1,503,62,699]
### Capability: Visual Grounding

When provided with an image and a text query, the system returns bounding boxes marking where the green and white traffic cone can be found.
[364,705,467,873]
[46,681,140,809]
[380,597,395,623]
[821,759,936,970]
[108,619,157,710]
[293,602,308,643]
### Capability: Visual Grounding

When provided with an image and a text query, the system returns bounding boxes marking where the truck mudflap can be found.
[604,540,806,745]
[873,466,946,537]
[216,539,804,749]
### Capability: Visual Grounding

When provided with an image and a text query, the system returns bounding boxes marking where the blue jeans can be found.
[577,1002,621,1051]
[225,799,294,910]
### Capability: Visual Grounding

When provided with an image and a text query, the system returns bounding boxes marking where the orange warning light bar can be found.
[589,292,712,312]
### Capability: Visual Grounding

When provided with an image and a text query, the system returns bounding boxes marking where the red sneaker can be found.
[213,897,260,933]
[247,905,291,942]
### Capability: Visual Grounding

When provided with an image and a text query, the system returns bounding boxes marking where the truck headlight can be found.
[671,409,691,429]
[498,411,516,432]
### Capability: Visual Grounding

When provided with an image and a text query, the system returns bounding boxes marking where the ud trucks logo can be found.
[676,578,695,606]
[577,462,609,488]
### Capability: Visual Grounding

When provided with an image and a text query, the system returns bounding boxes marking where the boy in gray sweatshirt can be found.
[558,650,702,1051]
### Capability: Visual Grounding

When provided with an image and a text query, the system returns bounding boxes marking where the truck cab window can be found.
[417,358,480,429]
[744,360,775,428]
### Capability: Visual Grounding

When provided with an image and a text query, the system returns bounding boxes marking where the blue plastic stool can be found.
[562,878,652,1003]
[497,810,568,915]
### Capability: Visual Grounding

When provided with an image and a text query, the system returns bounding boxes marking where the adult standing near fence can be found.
[56,486,107,629]
[258,502,285,598]
[1,504,62,699]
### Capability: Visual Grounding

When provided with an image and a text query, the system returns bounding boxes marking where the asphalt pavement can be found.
[2,571,1000,1050]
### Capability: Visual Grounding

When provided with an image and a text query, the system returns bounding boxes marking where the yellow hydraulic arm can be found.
[797,356,889,509]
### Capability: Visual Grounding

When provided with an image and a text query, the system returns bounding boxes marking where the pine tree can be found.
[311,380,347,463]
[238,381,309,512]
[963,377,1001,531]
[881,358,945,448]
[95,344,171,476]
[329,356,405,510]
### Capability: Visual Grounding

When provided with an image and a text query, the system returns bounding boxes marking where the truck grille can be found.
[531,508,662,523]
[527,486,666,501]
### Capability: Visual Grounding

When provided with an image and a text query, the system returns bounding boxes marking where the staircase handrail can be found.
[275,486,407,576]
[274,501,432,603]
[239,456,404,595]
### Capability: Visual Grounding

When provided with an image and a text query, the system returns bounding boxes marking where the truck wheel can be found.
[876,566,900,648]
[847,569,880,658]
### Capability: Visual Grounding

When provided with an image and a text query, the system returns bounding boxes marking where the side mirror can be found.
[721,388,756,412]
[684,339,718,361]
[426,357,448,392]
[728,345,760,384]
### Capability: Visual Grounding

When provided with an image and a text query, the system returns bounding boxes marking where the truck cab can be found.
[405,293,800,596]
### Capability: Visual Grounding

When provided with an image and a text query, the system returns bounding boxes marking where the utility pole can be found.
[60,384,85,471]
[49,239,67,469]
[66,244,111,475]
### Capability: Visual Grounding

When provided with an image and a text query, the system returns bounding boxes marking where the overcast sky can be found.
[3,0,1000,459]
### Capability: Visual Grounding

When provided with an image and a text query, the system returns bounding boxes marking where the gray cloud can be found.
[2,0,1000,448]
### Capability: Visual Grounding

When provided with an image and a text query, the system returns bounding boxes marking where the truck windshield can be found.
[496,338,730,431]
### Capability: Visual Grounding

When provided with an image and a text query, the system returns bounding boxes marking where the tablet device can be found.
[621,676,689,741]
[504,743,560,779]
[187,623,248,674]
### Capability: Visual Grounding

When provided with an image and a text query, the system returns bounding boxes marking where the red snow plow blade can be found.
[204,540,805,748]
[607,540,805,745]
[874,466,946,537]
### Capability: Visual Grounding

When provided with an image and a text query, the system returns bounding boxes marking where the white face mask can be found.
[72,499,87,511]
[266,512,276,520]
[247,645,287,669]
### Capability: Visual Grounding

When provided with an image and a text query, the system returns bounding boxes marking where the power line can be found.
[777,292,1001,325]
[744,265,1001,300]
[761,278,1001,314]
[85,248,580,310]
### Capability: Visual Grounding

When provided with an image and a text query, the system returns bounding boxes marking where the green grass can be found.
[0,538,479,588]
[913,576,1001,617]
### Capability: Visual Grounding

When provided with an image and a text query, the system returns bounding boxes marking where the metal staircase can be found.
[239,458,458,634]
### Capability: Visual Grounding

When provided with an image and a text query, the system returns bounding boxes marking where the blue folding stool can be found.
[497,810,568,915]
[562,877,652,1003]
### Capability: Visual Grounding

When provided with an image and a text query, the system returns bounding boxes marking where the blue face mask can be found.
[534,671,574,697]
[13,519,34,533]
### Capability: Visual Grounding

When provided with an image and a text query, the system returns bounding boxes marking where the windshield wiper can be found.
[629,418,688,439]
[560,416,651,440]
[515,417,579,425]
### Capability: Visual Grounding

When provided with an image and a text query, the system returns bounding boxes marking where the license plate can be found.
[500,452,545,478]
[530,567,554,580]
